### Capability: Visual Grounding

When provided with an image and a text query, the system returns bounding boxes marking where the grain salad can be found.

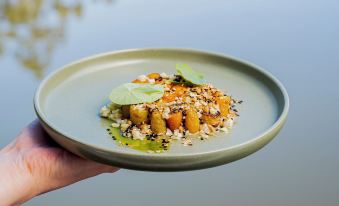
[100,64,241,152]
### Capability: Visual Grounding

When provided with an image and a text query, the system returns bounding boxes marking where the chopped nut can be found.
[111,123,120,128]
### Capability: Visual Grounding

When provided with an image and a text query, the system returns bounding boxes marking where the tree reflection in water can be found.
[0,0,113,78]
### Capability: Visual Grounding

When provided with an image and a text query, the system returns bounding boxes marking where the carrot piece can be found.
[166,111,183,131]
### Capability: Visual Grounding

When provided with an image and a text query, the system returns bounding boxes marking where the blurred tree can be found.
[0,0,112,79]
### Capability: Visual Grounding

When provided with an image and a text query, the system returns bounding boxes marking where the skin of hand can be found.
[0,120,119,206]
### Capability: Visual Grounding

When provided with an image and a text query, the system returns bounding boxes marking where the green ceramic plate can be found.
[34,48,289,171]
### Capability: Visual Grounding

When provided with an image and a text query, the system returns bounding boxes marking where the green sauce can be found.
[108,127,170,153]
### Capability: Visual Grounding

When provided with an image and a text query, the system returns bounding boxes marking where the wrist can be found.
[0,149,38,206]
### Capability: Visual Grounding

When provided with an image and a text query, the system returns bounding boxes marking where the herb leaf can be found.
[176,64,205,85]
[109,83,164,105]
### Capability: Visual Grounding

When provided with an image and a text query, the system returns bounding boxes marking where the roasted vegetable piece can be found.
[172,84,187,94]
[147,73,161,79]
[185,109,200,133]
[130,105,149,125]
[162,92,176,102]
[166,111,183,131]
[132,79,147,83]
[202,114,221,126]
[121,105,130,118]
[216,96,231,117]
[151,111,167,134]
[162,84,187,102]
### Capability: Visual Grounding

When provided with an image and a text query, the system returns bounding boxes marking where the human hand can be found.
[0,120,119,206]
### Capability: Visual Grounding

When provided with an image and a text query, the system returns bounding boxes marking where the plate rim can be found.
[34,47,289,159]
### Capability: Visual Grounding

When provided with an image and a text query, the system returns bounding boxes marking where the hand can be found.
[0,120,119,206]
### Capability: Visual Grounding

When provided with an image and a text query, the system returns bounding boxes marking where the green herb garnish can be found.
[176,64,205,85]
[109,83,164,105]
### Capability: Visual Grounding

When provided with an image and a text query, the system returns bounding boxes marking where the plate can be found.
[34,48,289,171]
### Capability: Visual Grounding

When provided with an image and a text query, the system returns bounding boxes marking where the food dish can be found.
[34,48,289,171]
[100,64,242,153]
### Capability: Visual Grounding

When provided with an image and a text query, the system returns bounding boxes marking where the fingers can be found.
[21,120,119,176]
[50,159,119,192]
[3,120,120,199]
[90,162,119,173]
[67,160,118,182]
[30,148,119,195]
[65,152,119,175]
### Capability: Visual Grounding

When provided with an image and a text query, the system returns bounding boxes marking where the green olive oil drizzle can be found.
[107,127,170,153]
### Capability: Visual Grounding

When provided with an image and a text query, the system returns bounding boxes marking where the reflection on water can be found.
[0,0,113,78]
